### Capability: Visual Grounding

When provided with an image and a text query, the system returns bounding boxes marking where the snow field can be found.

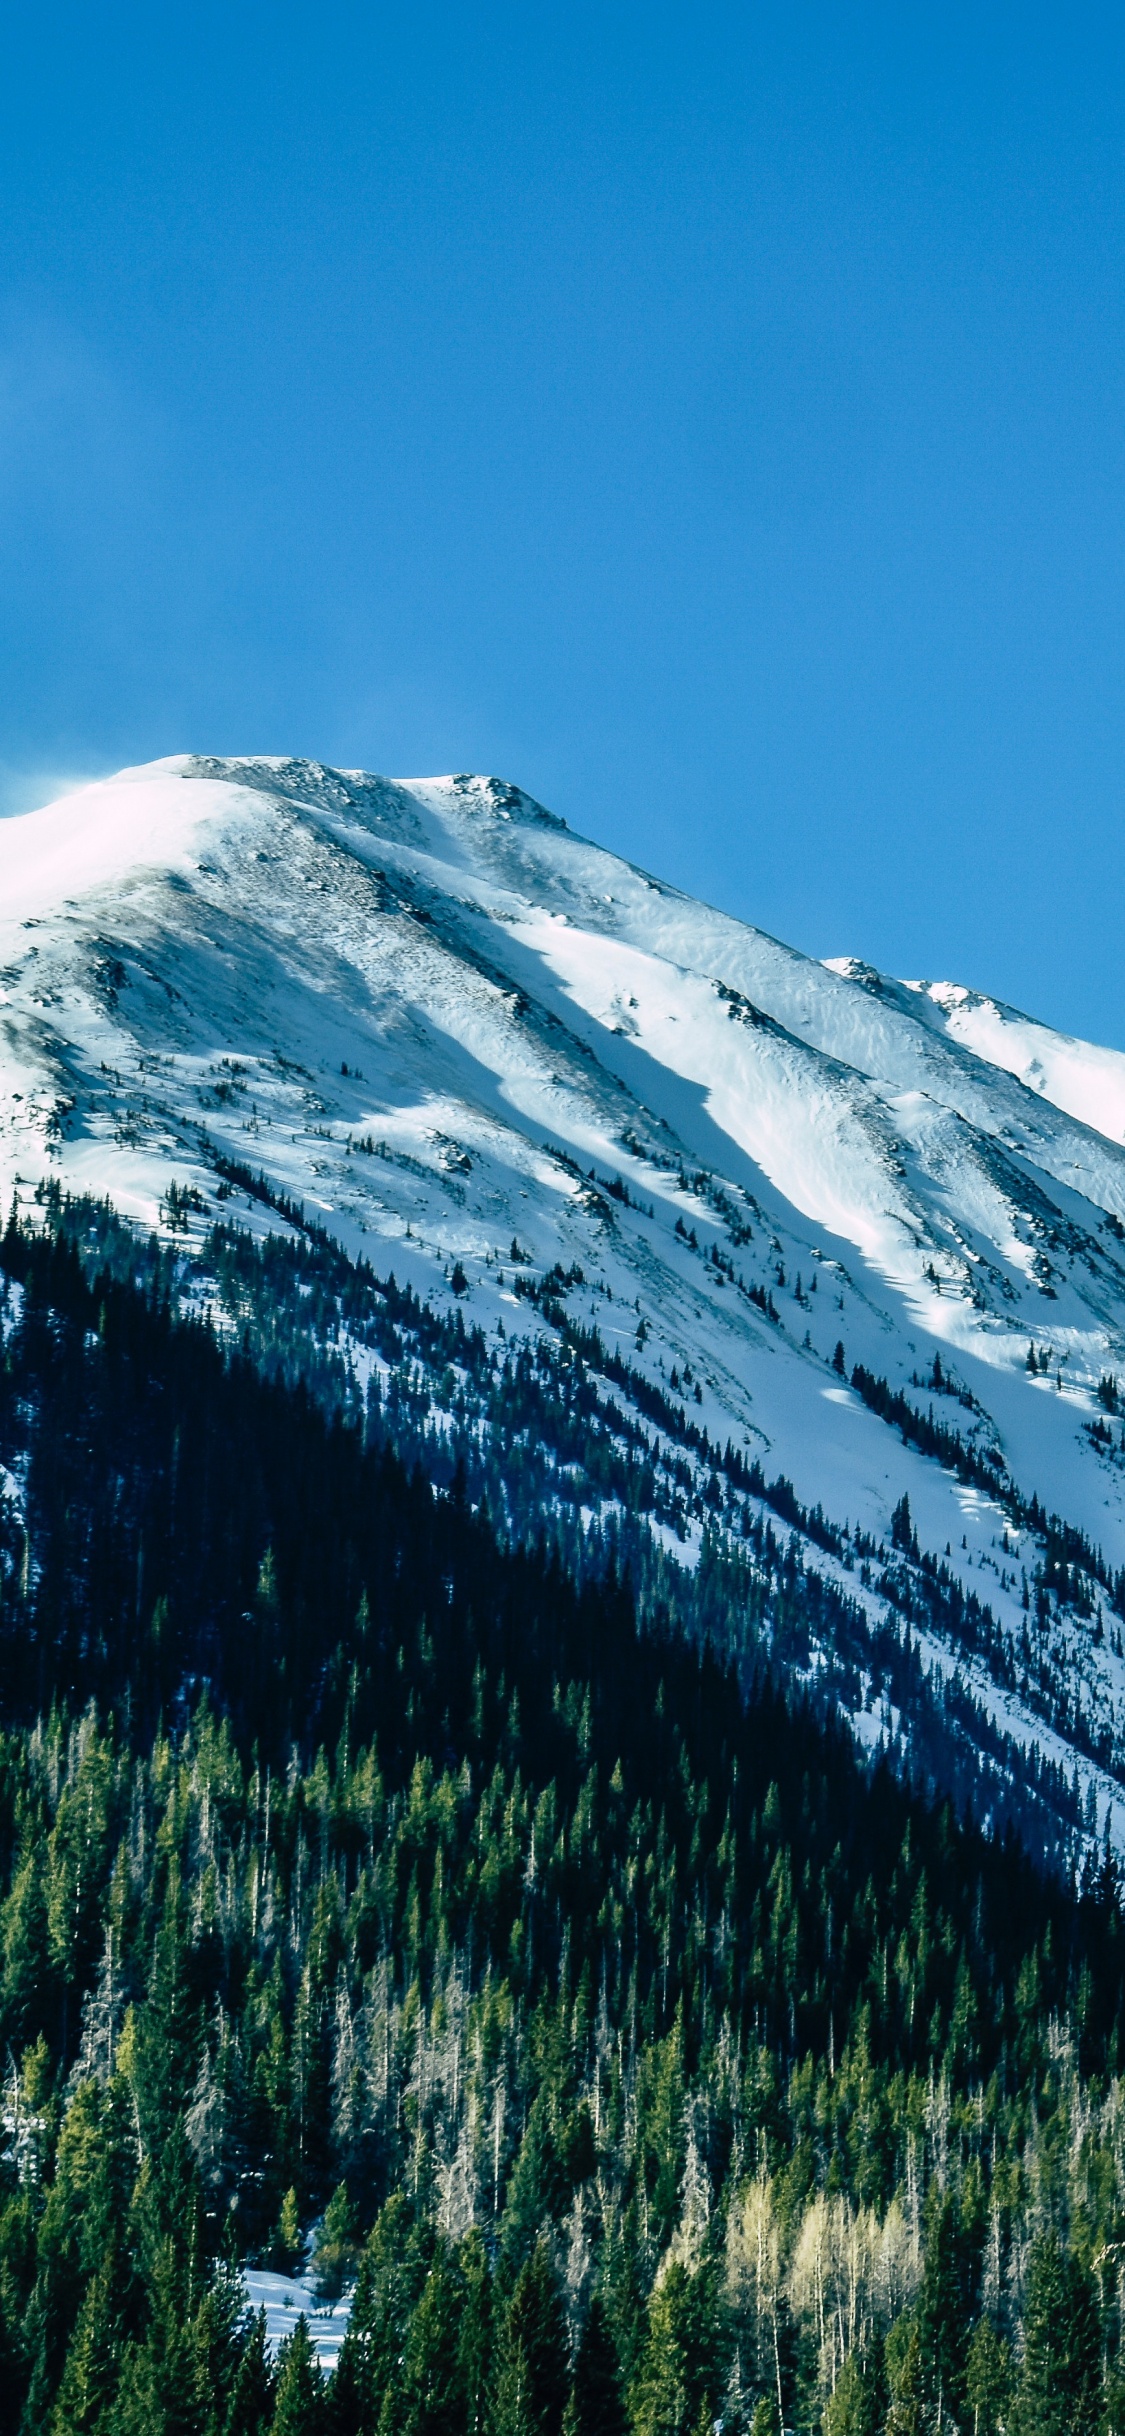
[4,755,1125,1844]
[241,2269,352,2372]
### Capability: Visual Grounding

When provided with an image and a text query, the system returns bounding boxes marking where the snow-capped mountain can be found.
[6,754,1125,1845]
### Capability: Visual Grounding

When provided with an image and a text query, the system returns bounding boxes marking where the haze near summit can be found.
[1,4,1123,1050]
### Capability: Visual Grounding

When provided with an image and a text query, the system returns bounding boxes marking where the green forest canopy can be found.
[0,1213,1122,2432]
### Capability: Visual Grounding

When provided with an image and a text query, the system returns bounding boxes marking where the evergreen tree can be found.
[915,2191,975,2426]
[493,2244,570,2436]
[823,2348,885,2436]
[311,2189,358,2304]
[48,2256,121,2435]
[884,2317,924,2436]
[500,2096,569,2273]
[271,2319,324,2436]
[400,2244,469,2436]
[965,2317,1011,2436]
[330,2197,432,2434]
[273,2192,302,2277]
[456,2234,493,2436]
[1014,2231,1101,2436]
[630,2263,724,2436]
[226,2311,276,2436]
[136,1866,201,2152]
[191,2273,244,2436]
[107,2242,209,2436]
[568,2296,627,2436]
[0,2267,27,2436]
[0,1848,52,2058]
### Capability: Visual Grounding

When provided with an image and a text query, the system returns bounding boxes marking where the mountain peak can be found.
[5,754,1125,1840]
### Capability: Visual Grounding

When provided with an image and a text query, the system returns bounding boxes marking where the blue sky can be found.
[2,4,1124,1045]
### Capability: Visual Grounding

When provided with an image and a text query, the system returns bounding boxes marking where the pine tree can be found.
[274,2192,301,2277]
[1014,2231,1101,2436]
[0,2261,27,2436]
[135,1864,202,2152]
[915,2191,974,2425]
[330,2196,432,2434]
[48,2256,121,2435]
[0,1847,51,2058]
[965,2317,1011,2436]
[456,2233,493,2436]
[271,2319,324,2436]
[311,2188,357,2303]
[190,2269,244,2434]
[493,2244,570,2436]
[823,2348,885,2436]
[568,2296,627,2436]
[884,2316,924,2436]
[500,2095,569,2273]
[226,2310,276,2436]
[107,2234,209,2436]
[630,2262,723,2436]
[891,1495,915,1556]
[400,2245,468,2436]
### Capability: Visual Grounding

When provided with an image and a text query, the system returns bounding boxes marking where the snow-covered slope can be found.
[5,755,1125,1842]
[826,961,1125,1148]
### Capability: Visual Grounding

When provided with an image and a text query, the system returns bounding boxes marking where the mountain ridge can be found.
[5,753,1125,1850]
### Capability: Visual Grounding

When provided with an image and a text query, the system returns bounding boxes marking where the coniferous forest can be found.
[2,1211,1125,2430]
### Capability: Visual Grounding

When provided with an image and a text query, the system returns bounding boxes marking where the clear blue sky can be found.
[2,5,1124,1045]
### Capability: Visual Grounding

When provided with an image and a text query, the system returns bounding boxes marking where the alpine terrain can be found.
[4,753,1125,1859]
[5,755,1125,2436]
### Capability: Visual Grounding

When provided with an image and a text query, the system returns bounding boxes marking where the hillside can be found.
[4,756,1125,1854]
[0,1213,1121,2433]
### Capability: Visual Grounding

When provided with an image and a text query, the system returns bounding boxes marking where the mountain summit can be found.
[5,753,1125,1842]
